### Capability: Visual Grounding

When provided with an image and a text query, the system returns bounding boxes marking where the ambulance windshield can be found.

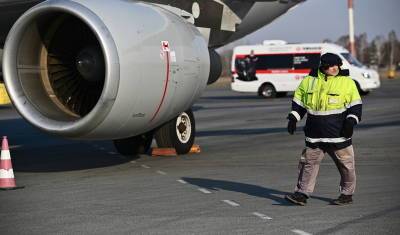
[341,53,364,68]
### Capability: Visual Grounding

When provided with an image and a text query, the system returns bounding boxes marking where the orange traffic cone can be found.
[0,136,22,190]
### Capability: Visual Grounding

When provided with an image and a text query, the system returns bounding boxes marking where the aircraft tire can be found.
[155,109,195,154]
[113,132,153,157]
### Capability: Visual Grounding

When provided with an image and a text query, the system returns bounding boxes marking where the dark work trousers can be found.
[295,145,356,196]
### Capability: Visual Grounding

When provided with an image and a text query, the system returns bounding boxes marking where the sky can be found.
[244,0,400,45]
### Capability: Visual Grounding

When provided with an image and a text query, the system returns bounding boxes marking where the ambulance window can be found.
[256,54,293,69]
[293,53,321,69]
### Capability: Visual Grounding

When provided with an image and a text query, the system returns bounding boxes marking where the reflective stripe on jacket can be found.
[290,69,362,149]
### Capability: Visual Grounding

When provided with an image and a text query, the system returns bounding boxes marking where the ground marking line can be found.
[141,164,150,169]
[9,145,22,149]
[177,179,187,184]
[222,200,240,207]
[291,229,312,235]
[252,212,272,220]
[198,188,212,194]
[156,170,167,175]
[130,161,136,164]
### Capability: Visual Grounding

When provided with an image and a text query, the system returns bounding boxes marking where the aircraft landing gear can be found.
[113,132,154,157]
[155,109,195,154]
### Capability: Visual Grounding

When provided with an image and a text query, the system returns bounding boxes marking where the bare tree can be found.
[388,31,397,70]
[371,35,385,67]
[357,33,369,64]
[336,35,350,49]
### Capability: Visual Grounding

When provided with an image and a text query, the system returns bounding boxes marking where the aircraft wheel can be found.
[113,132,153,157]
[155,109,195,154]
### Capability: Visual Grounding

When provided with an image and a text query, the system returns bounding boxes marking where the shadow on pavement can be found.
[11,146,132,173]
[1,118,132,173]
[182,177,332,205]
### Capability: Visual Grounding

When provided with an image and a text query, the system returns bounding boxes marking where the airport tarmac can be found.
[0,78,400,234]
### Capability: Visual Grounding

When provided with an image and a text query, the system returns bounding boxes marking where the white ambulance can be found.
[231,40,380,98]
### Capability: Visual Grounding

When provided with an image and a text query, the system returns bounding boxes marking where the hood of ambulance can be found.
[342,63,381,89]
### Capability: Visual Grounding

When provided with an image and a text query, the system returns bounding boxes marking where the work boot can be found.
[285,192,308,206]
[332,194,353,205]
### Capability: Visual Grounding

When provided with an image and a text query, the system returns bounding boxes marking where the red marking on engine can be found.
[150,51,170,123]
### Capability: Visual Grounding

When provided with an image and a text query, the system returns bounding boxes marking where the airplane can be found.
[0,0,304,156]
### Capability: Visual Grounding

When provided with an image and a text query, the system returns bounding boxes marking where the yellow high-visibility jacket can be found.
[289,69,362,149]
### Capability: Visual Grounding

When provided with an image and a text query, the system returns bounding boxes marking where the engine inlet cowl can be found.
[3,0,119,137]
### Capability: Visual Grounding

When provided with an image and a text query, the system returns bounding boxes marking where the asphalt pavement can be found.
[0,78,399,234]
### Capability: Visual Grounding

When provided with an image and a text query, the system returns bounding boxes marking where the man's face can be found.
[324,65,339,76]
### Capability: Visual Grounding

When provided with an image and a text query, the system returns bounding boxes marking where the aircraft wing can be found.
[0,0,304,48]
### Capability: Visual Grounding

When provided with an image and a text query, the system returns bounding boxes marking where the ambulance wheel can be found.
[113,132,153,157]
[258,84,276,98]
[155,109,195,154]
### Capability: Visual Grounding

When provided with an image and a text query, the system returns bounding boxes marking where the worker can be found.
[285,53,362,206]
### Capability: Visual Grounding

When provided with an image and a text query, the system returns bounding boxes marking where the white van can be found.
[231,40,380,98]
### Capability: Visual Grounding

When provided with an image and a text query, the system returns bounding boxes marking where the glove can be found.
[287,114,297,135]
[341,118,357,138]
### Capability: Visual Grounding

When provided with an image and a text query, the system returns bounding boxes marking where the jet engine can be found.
[2,0,210,140]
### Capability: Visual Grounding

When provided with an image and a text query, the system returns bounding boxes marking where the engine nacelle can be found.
[3,0,210,139]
